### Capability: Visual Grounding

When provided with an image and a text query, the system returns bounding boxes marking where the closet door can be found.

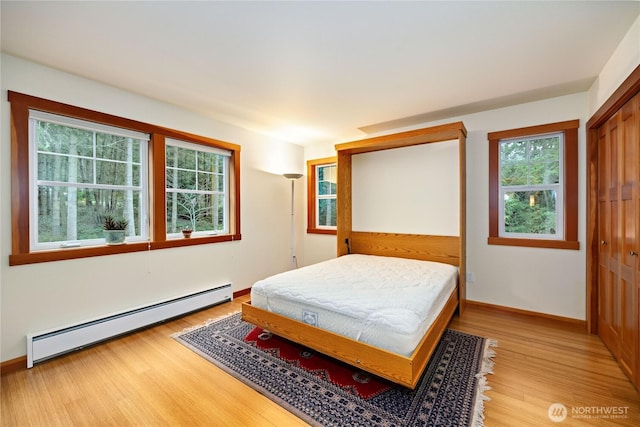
[618,95,638,382]
[598,92,639,388]
[598,113,619,356]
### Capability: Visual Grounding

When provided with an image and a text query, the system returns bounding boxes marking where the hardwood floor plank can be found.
[2,296,638,426]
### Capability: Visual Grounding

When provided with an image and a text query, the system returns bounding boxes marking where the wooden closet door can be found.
[598,114,619,355]
[618,94,638,381]
[598,92,639,388]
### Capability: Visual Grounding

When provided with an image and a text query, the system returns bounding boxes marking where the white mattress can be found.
[250,254,458,356]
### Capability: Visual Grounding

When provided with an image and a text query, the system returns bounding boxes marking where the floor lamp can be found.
[283,173,303,269]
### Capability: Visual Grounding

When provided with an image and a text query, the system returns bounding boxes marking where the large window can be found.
[31,111,149,250]
[488,120,579,249]
[307,157,337,234]
[9,91,241,265]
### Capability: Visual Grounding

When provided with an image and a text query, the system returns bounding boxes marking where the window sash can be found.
[497,132,564,240]
[498,185,563,239]
[315,163,337,229]
[316,195,336,229]
[317,164,337,196]
[29,111,149,250]
[165,139,230,237]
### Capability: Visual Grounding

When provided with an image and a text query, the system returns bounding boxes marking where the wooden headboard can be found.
[335,121,467,312]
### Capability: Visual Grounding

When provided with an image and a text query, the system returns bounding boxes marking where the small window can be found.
[488,120,579,249]
[307,157,337,234]
[165,139,230,237]
[30,110,149,250]
[499,132,563,239]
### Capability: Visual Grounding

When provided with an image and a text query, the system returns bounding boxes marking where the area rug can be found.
[173,313,496,427]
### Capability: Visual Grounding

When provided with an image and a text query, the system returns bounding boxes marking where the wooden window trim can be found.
[306,156,337,235]
[8,91,241,266]
[488,119,579,250]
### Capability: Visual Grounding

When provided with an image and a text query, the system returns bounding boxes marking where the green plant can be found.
[102,215,128,231]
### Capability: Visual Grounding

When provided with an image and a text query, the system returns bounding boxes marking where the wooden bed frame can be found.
[242,121,467,389]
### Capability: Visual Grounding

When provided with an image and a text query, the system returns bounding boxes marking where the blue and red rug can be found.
[174,313,496,427]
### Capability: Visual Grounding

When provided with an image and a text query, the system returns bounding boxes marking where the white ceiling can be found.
[2,1,639,145]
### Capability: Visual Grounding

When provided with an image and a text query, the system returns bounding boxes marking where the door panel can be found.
[598,93,639,389]
[598,120,617,350]
[619,97,638,381]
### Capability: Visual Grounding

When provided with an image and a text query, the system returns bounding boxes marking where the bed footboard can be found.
[241,289,458,389]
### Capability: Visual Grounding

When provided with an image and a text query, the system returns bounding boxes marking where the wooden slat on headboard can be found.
[348,232,460,266]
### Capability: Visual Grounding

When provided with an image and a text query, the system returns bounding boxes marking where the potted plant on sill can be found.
[182,228,193,238]
[103,215,128,245]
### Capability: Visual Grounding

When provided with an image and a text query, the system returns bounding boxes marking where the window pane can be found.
[38,154,95,184]
[215,173,224,192]
[192,172,224,192]
[504,190,557,235]
[318,181,330,195]
[36,122,93,156]
[500,135,560,186]
[318,164,337,196]
[529,137,559,161]
[176,170,197,190]
[501,163,528,186]
[96,160,141,186]
[166,192,225,233]
[529,162,559,185]
[198,151,217,171]
[197,172,213,191]
[500,140,527,163]
[96,134,141,163]
[318,198,336,227]
[176,146,196,169]
[529,137,560,184]
[37,153,66,181]
[166,145,178,167]
[37,186,141,243]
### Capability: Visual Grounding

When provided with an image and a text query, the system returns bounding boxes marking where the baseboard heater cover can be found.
[26,283,232,368]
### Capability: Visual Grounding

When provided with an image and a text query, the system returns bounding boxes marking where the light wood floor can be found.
[2,295,638,426]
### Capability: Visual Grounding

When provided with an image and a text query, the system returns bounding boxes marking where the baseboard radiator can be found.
[26,283,232,368]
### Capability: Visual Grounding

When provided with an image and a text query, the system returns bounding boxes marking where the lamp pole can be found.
[283,173,303,269]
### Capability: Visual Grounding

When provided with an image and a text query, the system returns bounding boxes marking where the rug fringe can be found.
[471,338,498,427]
[171,311,240,337]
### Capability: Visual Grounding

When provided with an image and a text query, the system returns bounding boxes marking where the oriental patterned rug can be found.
[173,313,496,427]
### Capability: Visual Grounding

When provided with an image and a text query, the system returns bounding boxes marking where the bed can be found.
[242,121,467,389]
[250,254,458,356]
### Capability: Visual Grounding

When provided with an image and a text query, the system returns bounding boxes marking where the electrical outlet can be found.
[466,272,475,283]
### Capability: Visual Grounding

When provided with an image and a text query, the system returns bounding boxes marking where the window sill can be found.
[9,234,241,266]
[307,228,337,235]
[487,237,579,250]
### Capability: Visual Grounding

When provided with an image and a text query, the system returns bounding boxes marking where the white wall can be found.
[462,95,588,319]
[352,140,459,235]
[588,14,640,115]
[0,54,305,362]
